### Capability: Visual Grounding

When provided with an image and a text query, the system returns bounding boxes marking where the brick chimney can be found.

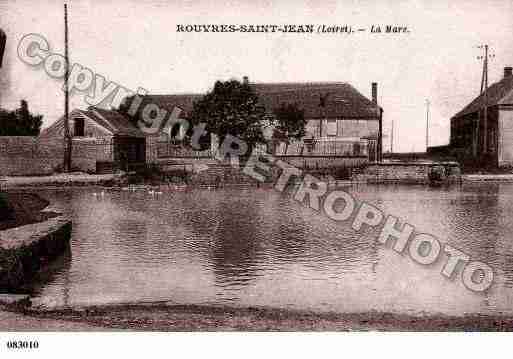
[505,67,513,79]
[243,76,249,85]
[372,82,378,105]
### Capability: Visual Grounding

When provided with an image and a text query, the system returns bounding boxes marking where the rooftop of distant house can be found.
[452,66,513,119]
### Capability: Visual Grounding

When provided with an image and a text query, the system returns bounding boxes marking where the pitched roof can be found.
[252,82,381,118]
[139,94,203,117]
[141,82,381,119]
[39,107,145,138]
[453,75,513,119]
[83,107,145,137]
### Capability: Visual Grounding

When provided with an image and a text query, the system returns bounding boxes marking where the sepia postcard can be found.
[1,0,513,356]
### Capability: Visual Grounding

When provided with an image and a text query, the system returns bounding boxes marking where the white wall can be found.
[498,108,513,167]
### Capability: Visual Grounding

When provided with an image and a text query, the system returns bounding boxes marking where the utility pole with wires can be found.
[425,99,430,152]
[0,28,6,69]
[477,44,495,156]
[63,3,72,172]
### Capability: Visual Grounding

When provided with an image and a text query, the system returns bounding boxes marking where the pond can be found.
[28,183,513,317]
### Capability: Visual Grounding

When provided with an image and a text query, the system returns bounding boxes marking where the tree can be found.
[116,96,138,125]
[272,103,306,154]
[189,80,268,152]
[0,100,43,136]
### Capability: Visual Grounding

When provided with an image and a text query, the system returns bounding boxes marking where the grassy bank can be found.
[2,173,123,189]
[13,303,513,331]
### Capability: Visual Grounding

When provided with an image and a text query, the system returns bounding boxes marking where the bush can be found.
[0,192,14,221]
[164,169,190,184]
[428,165,445,182]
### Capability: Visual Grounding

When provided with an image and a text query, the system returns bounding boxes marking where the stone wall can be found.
[0,136,99,176]
[156,156,368,185]
[157,160,264,185]
[157,156,366,170]
[189,164,263,185]
[353,162,461,184]
[281,156,367,170]
[0,215,71,292]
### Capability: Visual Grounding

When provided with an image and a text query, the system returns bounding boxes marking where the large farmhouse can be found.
[143,78,383,164]
[252,81,382,160]
[449,66,513,167]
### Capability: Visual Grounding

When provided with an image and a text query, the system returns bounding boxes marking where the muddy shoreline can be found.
[7,303,513,331]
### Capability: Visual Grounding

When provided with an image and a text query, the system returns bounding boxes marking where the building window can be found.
[327,119,337,136]
[489,128,496,153]
[74,118,85,137]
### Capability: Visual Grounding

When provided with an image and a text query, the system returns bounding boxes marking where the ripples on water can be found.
[29,183,513,316]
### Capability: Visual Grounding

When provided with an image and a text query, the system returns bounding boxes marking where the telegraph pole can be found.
[63,4,71,172]
[477,44,494,156]
[425,99,430,151]
[482,45,489,155]
[0,29,5,69]
[0,29,6,106]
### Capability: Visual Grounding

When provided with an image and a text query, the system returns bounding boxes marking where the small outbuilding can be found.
[39,106,146,173]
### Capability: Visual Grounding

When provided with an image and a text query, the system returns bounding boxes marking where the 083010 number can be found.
[6,340,39,350]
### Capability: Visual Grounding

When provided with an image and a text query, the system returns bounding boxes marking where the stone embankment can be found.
[0,192,72,293]
[0,215,72,292]
[353,162,462,184]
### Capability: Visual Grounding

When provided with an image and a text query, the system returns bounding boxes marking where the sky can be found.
[1,0,513,152]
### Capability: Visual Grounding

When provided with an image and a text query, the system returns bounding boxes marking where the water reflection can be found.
[28,184,513,316]
[210,204,262,289]
[28,246,72,308]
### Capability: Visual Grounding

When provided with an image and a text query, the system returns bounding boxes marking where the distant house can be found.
[39,107,146,173]
[252,81,382,160]
[142,79,383,163]
[450,66,513,167]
